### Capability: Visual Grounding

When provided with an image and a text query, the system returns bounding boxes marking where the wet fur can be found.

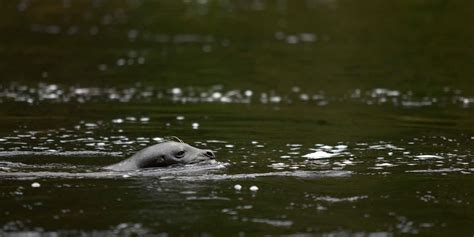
[104,140,215,171]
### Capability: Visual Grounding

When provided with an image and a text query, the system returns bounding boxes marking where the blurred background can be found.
[1,0,473,93]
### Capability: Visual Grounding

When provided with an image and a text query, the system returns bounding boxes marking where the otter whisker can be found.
[164,136,183,143]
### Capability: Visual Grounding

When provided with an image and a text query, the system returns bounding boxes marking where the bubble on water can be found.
[249,185,259,191]
[234,184,242,191]
[291,86,301,93]
[176,116,185,120]
[112,118,124,123]
[300,33,316,42]
[300,94,309,101]
[192,122,199,129]
[286,35,299,44]
[31,182,40,188]
[140,117,150,122]
[269,96,281,103]
[167,87,182,95]
[152,137,163,142]
[212,92,222,99]
[116,58,126,66]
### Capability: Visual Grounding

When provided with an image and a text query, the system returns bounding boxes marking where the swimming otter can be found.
[104,140,215,171]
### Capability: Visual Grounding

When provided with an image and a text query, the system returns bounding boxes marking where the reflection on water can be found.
[1,83,474,107]
[0,89,473,235]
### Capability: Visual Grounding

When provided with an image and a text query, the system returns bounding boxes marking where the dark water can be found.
[1,0,474,236]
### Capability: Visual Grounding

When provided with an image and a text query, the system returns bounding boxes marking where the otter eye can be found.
[175,151,185,158]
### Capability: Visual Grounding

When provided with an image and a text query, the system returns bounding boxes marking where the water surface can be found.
[1,0,473,236]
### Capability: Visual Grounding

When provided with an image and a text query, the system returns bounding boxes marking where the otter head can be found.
[135,141,215,169]
[152,141,215,165]
[104,140,216,171]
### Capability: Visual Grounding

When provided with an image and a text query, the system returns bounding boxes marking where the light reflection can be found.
[4,83,472,108]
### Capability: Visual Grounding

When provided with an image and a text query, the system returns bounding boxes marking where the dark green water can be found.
[1,0,474,236]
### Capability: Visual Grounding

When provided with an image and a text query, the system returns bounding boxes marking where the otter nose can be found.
[203,150,215,159]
